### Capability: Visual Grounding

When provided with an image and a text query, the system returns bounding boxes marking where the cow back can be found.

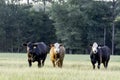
[34,42,48,55]
[100,46,111,61]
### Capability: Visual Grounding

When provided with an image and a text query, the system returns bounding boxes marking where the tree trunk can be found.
[43,0,46,13]
[27,0,30,5]
[111,0,116,55]
[104,26,106,46]
[112,22,115,55]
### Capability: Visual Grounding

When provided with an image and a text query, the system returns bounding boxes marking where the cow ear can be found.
[89,44,92,47]
[33,44,37,47]
[23,43,27,46]
[60,44,63,46]
[50,44,54,47]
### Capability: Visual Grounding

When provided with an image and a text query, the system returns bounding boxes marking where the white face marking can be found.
[92,42,98,54]
[54,43,60,53]
[27,47,30,52]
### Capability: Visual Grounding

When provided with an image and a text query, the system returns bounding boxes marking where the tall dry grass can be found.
[0,53,120,80]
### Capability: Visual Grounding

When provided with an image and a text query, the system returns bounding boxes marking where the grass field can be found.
[0,53,120,80]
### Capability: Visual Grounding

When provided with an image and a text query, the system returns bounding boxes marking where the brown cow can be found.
[49,43,65,68]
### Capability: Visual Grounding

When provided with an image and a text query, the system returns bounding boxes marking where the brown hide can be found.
[49,44,65,68]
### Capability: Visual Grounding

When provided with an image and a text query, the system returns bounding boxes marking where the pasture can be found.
[0,53,120,80]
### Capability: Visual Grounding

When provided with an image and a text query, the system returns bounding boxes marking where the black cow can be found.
[23,42,48,67]
[90,42,111,69]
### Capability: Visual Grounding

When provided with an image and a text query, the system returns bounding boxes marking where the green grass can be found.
[0,53,120,80]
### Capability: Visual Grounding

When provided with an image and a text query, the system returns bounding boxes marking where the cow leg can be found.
[105,62,108,68]
[92,63,95,69]
[58,59,63,68]
[52,60,55,67]
[106,61,109,68]
[97,61,101,69]
[58,61,61,67]
[41,60,45,67]
[38,60,41,68]
[105,60,109,68]
[60,60,63,68]
[91,61,96,69]
[103,61,108,68]
[28,60,32,67]
[42,59,45,67]
[103,60,109,69]
[56,59,60,67]
[42,55,47,67]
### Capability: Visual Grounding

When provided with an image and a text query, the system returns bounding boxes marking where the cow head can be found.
[23,42,37,54]
[54,43,61,54]
[91,42,98,54]
[23,42,37,61]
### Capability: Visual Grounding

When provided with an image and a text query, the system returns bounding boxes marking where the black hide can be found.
[90,46,111,69]
[23,42,48,67]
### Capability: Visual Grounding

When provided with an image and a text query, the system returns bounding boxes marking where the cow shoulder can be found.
[35,42,47,53]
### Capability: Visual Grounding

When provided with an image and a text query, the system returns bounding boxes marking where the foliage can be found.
[0,1,56,52]
[0,0,120,54]
[85,1,112,46]
[49,0,116,54]
[50,0,89,53]
[115,17,120,55]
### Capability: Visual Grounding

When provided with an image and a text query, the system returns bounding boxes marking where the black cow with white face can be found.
[90,42,111,69]
[23,42,48,67]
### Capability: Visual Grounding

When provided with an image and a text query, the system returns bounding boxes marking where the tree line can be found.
[0,0,120,55]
